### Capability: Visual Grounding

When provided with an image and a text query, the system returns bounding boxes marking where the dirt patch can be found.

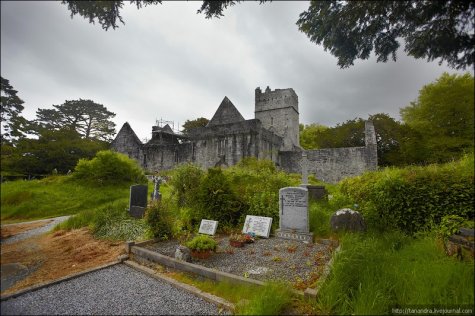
[1,220,54,240]
[0,228,125,295]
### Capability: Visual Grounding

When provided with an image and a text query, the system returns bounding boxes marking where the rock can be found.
[175,245,191,262]
[330,208,366,232]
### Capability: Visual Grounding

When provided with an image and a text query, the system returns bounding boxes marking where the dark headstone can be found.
[330,208,366,232]
[129,184,148,218]
[305,185,328,201]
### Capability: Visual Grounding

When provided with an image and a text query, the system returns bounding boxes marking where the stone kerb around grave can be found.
[276,186,314,243]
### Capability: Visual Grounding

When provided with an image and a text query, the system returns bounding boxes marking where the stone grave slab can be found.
[276,186,313,243]
[198,219,218,235]
[129,184,148,219]
[242,215,272,238]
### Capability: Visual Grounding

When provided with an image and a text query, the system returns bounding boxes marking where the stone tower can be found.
[254,86,300,151]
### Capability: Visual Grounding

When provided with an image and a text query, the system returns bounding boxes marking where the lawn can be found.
[0,175,136,223]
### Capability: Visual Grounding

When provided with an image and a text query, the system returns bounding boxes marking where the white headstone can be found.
[198,219,218,235]
[279,187,309,232]
[242,215,273,238]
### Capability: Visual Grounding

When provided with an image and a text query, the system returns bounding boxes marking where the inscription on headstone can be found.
[129,184,148,219]
[277,187,313,243]
[242,215,273,238]
[198,219,218,235]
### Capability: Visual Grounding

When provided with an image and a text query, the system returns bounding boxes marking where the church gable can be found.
[113,122,142,146]
[207,96,245,127]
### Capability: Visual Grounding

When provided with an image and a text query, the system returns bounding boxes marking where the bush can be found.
[145,200,172,240]
[73,150,146,185]
[340,154,474,234]
[226,158,298,229]
[185,235,218,252]
[168,163,204,207]
[197,168,244,226]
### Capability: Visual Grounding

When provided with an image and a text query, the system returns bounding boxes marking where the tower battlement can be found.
[255,86,298,113]
[255,86,300,150]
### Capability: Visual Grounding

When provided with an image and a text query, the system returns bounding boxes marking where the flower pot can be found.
[229,240,245,248]
[191,250,212,259]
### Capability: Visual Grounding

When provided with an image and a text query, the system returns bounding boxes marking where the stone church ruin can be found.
[111,86,377,183]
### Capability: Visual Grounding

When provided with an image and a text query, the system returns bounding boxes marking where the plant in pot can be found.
[229,233,247,248]
[185,235,218,259]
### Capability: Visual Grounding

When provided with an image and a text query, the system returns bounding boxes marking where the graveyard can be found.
[1,149,474,314]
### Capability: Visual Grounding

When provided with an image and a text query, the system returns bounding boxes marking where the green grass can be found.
[0,175,132,223]
[168,272,294,315]
[56,200,152,241]
[315,231,475,315]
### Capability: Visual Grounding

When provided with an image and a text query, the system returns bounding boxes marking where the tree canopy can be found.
[34,99,116,142]
[400,72,474,163]
[297,1,474,69]
[61,0,474,69]
[1,77,27,145]
[181,117,209,134]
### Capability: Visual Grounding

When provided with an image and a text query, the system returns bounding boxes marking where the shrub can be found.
[340,154,474,234]
[145,200,172,240]
[185,235,218,252]
[197,168,244,226]
[72,150,146,185]
[226,158,297,229]
[168,163,204,207]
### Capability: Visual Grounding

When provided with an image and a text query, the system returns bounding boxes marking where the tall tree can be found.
[4,128,108,176]
[400,72,474,163]
[299,123,327,150]
[297,1,474,70]
[182,117,209,134]
[0,77,27,145]
[61,1,473,70]
[34,99,116,142]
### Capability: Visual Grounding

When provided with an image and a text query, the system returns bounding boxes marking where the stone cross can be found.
[301,151,308,185]
[151,176,162,201]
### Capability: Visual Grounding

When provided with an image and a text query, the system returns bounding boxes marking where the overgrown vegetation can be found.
[166,158,299,233]
[315,232,474,315]
[55,200,151,241]
[73,150,146,185]
[340,154,474,234]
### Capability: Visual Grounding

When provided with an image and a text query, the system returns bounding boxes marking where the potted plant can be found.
[185,235,218,259]
[229,233,247,248]
[243,232,256,244]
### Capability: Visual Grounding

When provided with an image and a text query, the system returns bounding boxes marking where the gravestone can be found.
[129,184,148,218]
[276,187,313,243]
[151,176,162,201]
[198,219,218,235]
[330,208,366,232]
[242,215,272,238]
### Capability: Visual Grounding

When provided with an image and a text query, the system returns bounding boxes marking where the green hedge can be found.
[340,154,474,234]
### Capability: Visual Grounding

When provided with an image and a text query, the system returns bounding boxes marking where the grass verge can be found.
[315,231,475,315]
[1,175,131,223]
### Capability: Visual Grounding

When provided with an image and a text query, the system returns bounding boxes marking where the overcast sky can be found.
[1,1,471,141]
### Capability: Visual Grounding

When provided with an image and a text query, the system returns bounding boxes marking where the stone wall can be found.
[278,120,378,183]
[188,119,282,169]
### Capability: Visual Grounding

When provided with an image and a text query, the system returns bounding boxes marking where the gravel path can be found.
[145,236,337,284]
[0,264,223,315]
[1,216,71,245]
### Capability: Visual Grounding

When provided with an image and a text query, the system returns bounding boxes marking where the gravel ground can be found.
[0,264,224,315]
[145,236,338,284]
[1,216,71,245]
